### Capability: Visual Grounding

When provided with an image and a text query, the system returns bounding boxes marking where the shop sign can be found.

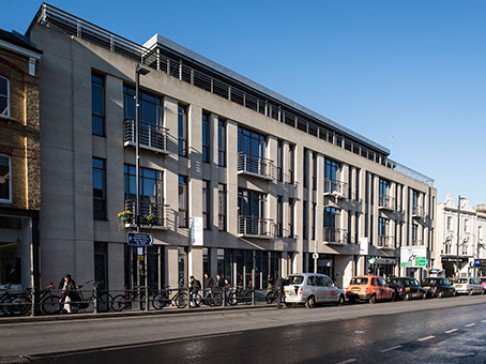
[190,217,204,246]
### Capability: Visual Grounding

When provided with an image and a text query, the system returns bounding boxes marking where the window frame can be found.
[91,74,106,137]
[202,112,211,163]
[178,106,188,157]
[218,119,226,167]
[0,76,10,118]
[0,154,12,204]
[202,180,211,230]
[92,157,107,220]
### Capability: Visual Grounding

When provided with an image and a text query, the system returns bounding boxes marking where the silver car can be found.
[454,277,484,295]
[284,273,346,308]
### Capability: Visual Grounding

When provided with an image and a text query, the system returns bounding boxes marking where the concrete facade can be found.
[433,195,486,277]
[28,5,436,291]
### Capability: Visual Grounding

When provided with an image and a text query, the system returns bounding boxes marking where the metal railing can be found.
[412,205,425,218]
[34,3,435,188]
[237,152,275,180]
[323,227,348,244]
[411,238,423,246]
[124,199,167,228]
[124,119,168,153]
[238,215,274,238]
[377,235,394,248]
[378,195,396,211]
[323,179,348,198]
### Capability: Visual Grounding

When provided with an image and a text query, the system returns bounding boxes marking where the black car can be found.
[422,277,456,298]
[386,277,426,300]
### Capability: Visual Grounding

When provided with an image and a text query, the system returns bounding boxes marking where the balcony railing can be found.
[378,195,396,211]
[124,199,168,229]
[412,205,425,218]
[323,227,348,244]
[411,238,423,246]
[323,179,348,198]
[378,235,394,249]
[238,215,274,239]
[237,152,275,180]
[124,119,169,153]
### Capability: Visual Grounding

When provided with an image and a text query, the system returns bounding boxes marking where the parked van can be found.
[284,273,345,308]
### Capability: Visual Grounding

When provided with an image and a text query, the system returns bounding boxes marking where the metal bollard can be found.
[30,288,36,317]
[145,286,149,312]
[252,289,255,306]
[93,286,98,314]
[222,287,226,307]
[186,287,191,310]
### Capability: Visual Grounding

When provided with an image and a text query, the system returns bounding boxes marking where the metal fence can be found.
[237,152,276,180]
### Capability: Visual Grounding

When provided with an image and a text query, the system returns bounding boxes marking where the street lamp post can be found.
[456,195,463,278]
[135,63,150,310]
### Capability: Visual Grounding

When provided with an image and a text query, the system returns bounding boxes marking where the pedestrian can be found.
[274,276,288,309]
[203,273,214,304]
[215,273,225,289]
[189,275,201,307]
[58,274,76,313]
[224,277,232,305]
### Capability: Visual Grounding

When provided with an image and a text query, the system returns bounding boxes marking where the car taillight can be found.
[298,287,303,295]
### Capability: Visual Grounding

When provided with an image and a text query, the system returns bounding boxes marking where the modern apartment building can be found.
[0,28,41,288]
[27,4,436,291]
[433,195,486,277]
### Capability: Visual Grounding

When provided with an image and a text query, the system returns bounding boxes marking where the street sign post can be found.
[127,232,154,246]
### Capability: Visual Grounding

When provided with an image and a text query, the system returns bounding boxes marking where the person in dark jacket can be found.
[215,274,225,289]
[274,276,288,309]
[58,274,77,313]
[203,273,214,303]
[189,275,202,307]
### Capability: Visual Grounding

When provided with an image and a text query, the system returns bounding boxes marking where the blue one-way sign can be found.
[127,232,154,246]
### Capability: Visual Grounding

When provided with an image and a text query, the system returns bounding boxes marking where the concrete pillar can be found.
[226,119,239,236]
[164,97,179,231]
[188,246,203,280]
[334,255,353,289]
[166,246,179,288]
[372,175,379,247]
[316,154,324,244]
[267,136,278,224]
[108,243,124,291]
[350,167,357,243]
[293,144,304,273]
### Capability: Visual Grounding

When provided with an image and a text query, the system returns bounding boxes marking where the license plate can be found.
[424,286,430,290]
[456,285,462,288]
[284,289,290,295]
[351,287,360,292]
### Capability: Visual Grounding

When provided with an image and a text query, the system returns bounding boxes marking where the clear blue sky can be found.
[2,1,485,204]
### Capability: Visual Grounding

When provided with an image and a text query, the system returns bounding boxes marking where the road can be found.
[1,295,486,363]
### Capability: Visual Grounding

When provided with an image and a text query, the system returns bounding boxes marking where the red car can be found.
[346,275,395,303]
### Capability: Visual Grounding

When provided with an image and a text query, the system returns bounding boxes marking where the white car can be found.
[284,273,345,308]
[454,277,484,295]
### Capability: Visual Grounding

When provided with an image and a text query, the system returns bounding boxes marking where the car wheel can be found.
[390,293,395,302]
[422,292,427,300]
[305,295,316,308]
[369,295,377,304]
[349,298,356,305]
[468,289,473,296]
[337,295,345,306]
[438,291,443,298]
[483,289,486,295]
[285,303,292,308]
[404,292,411,301]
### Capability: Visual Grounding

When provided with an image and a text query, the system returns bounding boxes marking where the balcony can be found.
[412,205,425,219]
[378,195,396,212]
[238,215,274,239]
[323,227,348,244]
[124,199,168,229]
[237,152,275,181]
[377,235,394,249]
[411,238,423,246]
[124,119,169,154]
[323,179,348,199]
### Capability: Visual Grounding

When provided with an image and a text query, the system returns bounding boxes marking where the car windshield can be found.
[287,275,304,285]
[456,278,469,284]
[423,278,438,286]
[350,277,368,285]
[480,278,486,283]
[387,278,403,286]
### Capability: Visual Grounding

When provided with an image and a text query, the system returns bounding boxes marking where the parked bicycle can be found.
[111,285,148,311]
[200,288,224,307]
[151,285,189,310]
[62,281,111,313]
[228,286,253,306]
[0,286,31,316]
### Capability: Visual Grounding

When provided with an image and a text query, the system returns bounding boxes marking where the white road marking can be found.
[417,335,435,342]
[465,323,476,327]
[445,329,458,334]
[337,359,357,364]
[354,330,364,334]
[481,319,486,323]
[380,345,402,353]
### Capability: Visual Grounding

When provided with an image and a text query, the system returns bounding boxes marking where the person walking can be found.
[189,275,201,308]
[202,273,214,304]
[215,273,225,289]
[58,274,76,313]
[274,276,288,309]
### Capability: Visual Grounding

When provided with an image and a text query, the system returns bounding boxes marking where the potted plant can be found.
[145,214,157,226]
[117,210,134,224]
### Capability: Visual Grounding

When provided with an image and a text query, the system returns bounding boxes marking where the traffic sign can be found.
[127,232,153,246]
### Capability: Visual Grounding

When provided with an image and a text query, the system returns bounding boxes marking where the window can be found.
[312,154,317,191]
[0,76,9,117]
[92,158,106,220]
[238,188,265,218]
[92,74,105,136]
[178,106,188,157]
[324,207,338,229]
[178,176,188,227]
[218,119,226,167]
[124,165,161,200]
[277,140,283,181]
[312,203,317,240]
[412,223,419,244]
[202,180,211,229]
[202,112,211,163]
[0,154,12,203]
[218,184,226,231]
[464,219,469,233]
[123,85,162,126]
[276,196,283,237]
[288,198,294,238]
[303,150,308,188]
[378,216,387,236]
[379,178,388,198]
[303,201,308,240]
[238,127,265,159]
[447,216,453,230]
[288,144,294,183]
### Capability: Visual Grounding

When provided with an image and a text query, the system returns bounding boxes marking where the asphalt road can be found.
[2,295,486,364]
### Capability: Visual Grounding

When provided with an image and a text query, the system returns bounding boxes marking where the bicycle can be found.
[111,285,148,312]
[62,281,112,313]
[151,285,189,310]
[0,286,31,316]
[228,286,253,306]
[200,288,223,307]
[265,288,285,304]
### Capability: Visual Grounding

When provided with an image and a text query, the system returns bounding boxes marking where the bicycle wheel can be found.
[111,295,126,312]
[175,292,188,308]
[97,292,111,312]
[0,296,13,316]
[41,295,61,315]
[213,292,223,306]
[266,291,276,304]
[244,291,253,305]
[194,293,202,307]
[10,296,31,316]
[227,292,237,306]
[152,292,169,310]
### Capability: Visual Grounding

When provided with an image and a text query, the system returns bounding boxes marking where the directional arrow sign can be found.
[127,232,154,246]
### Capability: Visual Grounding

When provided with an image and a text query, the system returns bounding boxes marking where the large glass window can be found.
[92,74,105,136]
[0,154,11,203]
[178,106,188,157]
[218,184,226,231]
[325,158,340,181]
[92,158,106,220]
[238,188,265,218]
[202,180,211,229]
[303,201,308,240]
[277,140,283,181]
[0,76,9,117]
[324,207,338,229]
[288,144,294,183]
[202,112,211,163]
[277,196,283,237]
[218,119,226,167]
[124,165,161,202]
[123,85,162,127]
[378,216,387,236]
[379,178,388,198]
[238,127,265,158]
[288,197,294,237]
[303,150,309,188]
[179,175,188,227]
